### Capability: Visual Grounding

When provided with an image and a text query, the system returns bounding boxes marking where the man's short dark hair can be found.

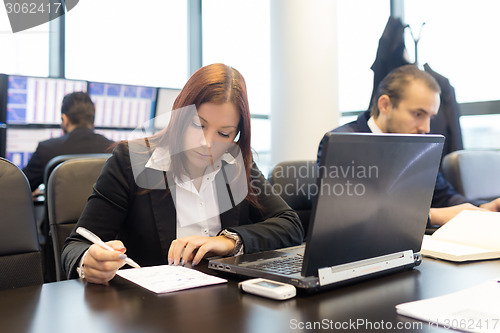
[370,65,441,118]
[61,91,95,127]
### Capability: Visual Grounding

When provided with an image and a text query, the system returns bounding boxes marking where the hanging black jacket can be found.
[369,16,410,110]
[424,63,464,158]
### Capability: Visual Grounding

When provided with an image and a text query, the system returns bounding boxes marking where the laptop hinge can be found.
[317,250,415,286]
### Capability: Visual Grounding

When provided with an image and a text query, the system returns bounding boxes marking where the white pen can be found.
[76,227,141,269]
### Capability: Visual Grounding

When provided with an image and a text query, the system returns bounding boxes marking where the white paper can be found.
[421,211,500,262]
[396,279,500,333]
[431,211,500,250]
[116,265,227,294]
[422,236,500,258]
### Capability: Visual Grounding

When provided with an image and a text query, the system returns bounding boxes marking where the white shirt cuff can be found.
[76,249,89,279]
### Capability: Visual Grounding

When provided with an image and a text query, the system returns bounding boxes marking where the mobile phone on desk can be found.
[239,278,296,300]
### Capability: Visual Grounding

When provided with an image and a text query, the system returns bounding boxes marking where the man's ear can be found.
[61,114,70,128]
[378,95,391,116]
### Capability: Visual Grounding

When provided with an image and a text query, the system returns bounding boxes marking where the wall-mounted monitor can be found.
[4,128,154,170]
[6,75,87,125]
[0,127,5,158]
[5,127,63,169]
[88,82,157,129]
[95,128,153,143]
[154,87,181,131]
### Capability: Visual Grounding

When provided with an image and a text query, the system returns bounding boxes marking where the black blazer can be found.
[22,127,114,191]
[62,142,303,279]
[369,16,410,110]
[316,111,481,209]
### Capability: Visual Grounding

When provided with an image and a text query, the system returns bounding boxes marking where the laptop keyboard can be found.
[246,253,304,275]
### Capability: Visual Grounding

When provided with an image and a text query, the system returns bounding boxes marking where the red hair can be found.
[154,63,258,207]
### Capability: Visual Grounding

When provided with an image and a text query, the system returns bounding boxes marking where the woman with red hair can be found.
[62,64,303,285]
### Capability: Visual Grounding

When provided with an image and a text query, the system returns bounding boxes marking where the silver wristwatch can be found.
[220,229,243,256]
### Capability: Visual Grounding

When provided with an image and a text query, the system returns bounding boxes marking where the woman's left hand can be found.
[167,235,235,266]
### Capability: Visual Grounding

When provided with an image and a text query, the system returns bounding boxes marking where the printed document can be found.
[117,265,227,294]
[396,279,500,333]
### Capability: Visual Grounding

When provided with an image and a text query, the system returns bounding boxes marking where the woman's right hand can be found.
[82,241,127,285]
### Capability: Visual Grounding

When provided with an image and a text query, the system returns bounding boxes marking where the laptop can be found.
[209,132,445,290]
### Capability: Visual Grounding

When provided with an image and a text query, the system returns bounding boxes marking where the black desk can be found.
[1,258,499,333]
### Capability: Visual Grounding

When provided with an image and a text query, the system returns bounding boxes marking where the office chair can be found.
[268,160,317,238]
[0,158,43,290]
[44,153,112,187]
[40,153,111,282]
[442,150,500,202]
[46,155,110,281]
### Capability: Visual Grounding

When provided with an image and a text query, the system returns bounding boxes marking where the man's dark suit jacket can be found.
[316,110,478,209]
[22,127,114,191]
[62,142,304,279]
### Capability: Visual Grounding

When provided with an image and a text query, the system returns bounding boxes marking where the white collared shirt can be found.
[367,116,384,134]
[76,147,241,278]
[146,147,236,238]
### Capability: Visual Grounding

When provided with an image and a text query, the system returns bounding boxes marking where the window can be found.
[65,0,188,88]
[461,114,500,150]
[202,0,271,173]
[337,0,390,113]
[0,10,49,76]
[405,0,500,150]
[404,0,500,103]
[202,0,270,116]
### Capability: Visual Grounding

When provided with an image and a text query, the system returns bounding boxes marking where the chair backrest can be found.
[442,150,500,201]
[0,158,43,290]
[40,153,111,282]
[268,160,317,238]
[47,156,110,281]
[44,153,112,186]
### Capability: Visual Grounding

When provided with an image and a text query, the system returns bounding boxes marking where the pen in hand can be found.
[76,227,141,269]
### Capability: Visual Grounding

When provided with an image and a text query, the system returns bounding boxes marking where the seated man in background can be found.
[317,65,500,226]
[22,91,114,192]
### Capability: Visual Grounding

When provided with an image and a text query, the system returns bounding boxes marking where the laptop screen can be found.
[302,133,444,276]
